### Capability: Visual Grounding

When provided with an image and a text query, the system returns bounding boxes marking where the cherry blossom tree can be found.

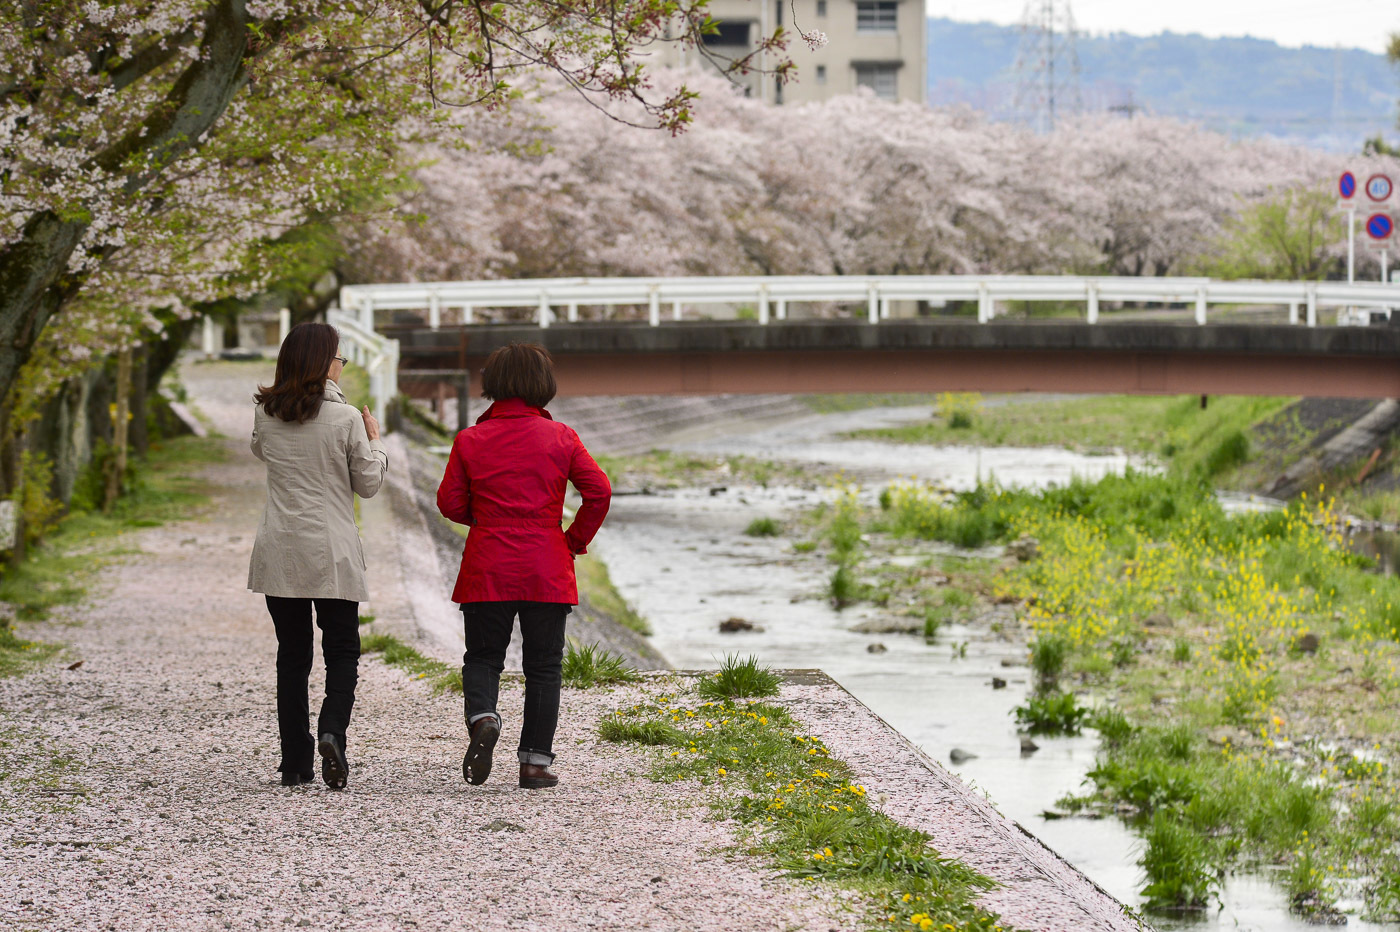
[0,0,790,415]
[350,74,1382,291]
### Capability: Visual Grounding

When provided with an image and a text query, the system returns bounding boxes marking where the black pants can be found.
[461,601,569,766]
[266,596,360,774]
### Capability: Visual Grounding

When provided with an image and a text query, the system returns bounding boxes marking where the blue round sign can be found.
[1340,171,1357,199]
[1366,213,1394,240]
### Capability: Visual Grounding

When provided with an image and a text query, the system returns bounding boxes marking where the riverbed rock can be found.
[866,643,888,654]
[719,617,763,633]
[851,618,922,635]
[1006,535,1040,562]
[949,748,978,763]
[990,677,1007,689]
[1019,736,1040,754]
[1294,632,1320,654]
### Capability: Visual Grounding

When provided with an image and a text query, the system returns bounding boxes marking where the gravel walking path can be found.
[1,360,1139,932]
[0,361,843,931]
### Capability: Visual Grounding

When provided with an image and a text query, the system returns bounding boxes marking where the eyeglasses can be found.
[333,355,348,366]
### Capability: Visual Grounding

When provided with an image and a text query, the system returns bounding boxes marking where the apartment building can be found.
[662,0,926,105]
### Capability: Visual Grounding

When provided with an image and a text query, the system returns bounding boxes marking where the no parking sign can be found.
[1364,212,1395,249]
[1339,171,1357,205]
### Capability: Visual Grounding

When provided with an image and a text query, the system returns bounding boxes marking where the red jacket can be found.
[436,398,611,604]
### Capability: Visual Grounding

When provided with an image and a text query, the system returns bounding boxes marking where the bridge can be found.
[323,275,1400,418]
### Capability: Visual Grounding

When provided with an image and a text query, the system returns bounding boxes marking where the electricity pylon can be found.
[1013,0,1083,133]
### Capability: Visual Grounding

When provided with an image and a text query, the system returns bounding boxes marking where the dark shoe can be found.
[318,733,349,790]
[519,763,559,789]
[280,771,314,787]
[463,716,500,786]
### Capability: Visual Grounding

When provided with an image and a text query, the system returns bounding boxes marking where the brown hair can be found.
[254,322,339,423]
[480,343,557,408]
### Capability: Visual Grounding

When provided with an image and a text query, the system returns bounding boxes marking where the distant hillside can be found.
[927,17,1398,152]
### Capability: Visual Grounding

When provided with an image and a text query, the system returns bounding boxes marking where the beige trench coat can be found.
[247,380,389,601]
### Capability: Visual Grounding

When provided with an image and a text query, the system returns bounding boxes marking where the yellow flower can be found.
[717,768,726,776]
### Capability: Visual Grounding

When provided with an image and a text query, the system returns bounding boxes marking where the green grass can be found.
[744,517,782,537]
[696,654,782,700]
[600,683,1005,930]
[361,631,462,694]
[802,393,942,414]
[0,625,60,679]
[850,394,1292,476]
[828,465,1400,918]
[1029,635,1070,686]
[0,433,226,674]
[593,449,825,490]
[575,553,651,636]
[561,642,641,688]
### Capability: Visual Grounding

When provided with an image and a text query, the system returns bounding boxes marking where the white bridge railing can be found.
[326,308,399,422]
[338,274,1400,330]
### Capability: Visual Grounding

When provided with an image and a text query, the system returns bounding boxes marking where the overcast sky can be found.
[926,0,1400,54]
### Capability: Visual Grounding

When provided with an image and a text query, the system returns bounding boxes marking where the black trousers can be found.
[461,601,569,766]
[265,596,360,774]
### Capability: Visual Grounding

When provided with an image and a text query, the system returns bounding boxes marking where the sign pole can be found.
[1348,208,1356,284]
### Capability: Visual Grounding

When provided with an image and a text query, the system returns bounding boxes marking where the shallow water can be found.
[591,403,1398,931]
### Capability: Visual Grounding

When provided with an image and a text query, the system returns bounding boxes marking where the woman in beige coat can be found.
[248,322,388,789]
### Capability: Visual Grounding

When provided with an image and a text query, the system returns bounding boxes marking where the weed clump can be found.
[598,717,686,746]
[744,517,782,537]
[562,643,641,688]
[697,654,781,700]
[1014,691,1090,735]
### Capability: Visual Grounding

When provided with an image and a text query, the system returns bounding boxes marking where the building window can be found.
[816,0,827,15]
[702,21,752,46]
[854,63,899,100]
[816,64,827,84]
[856,1,897,32]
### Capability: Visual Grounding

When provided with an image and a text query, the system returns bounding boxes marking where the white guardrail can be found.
[326,308,400,423]
[338,274,1400,330]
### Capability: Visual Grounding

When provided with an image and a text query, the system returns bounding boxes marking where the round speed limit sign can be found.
[1366,173,1394,202]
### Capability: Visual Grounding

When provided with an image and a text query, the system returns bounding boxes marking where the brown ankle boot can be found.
[519,763,559,789]
[463,716,500,786]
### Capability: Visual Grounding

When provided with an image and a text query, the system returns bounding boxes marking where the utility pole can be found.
[1013,0,1082,133]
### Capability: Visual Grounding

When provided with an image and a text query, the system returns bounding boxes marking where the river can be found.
[588,402,1395,932]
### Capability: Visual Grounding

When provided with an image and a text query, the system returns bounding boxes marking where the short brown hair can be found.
[254,322,339,423]
[480,343,557,408]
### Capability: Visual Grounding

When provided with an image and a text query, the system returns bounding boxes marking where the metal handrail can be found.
[327,308,399,422]
[339,274,1400,332]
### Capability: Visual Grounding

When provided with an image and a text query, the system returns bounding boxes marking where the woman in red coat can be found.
[436,343,611,789]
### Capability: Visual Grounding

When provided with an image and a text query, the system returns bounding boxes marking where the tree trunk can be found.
[104,348,133,512]
[0,212,90,405]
